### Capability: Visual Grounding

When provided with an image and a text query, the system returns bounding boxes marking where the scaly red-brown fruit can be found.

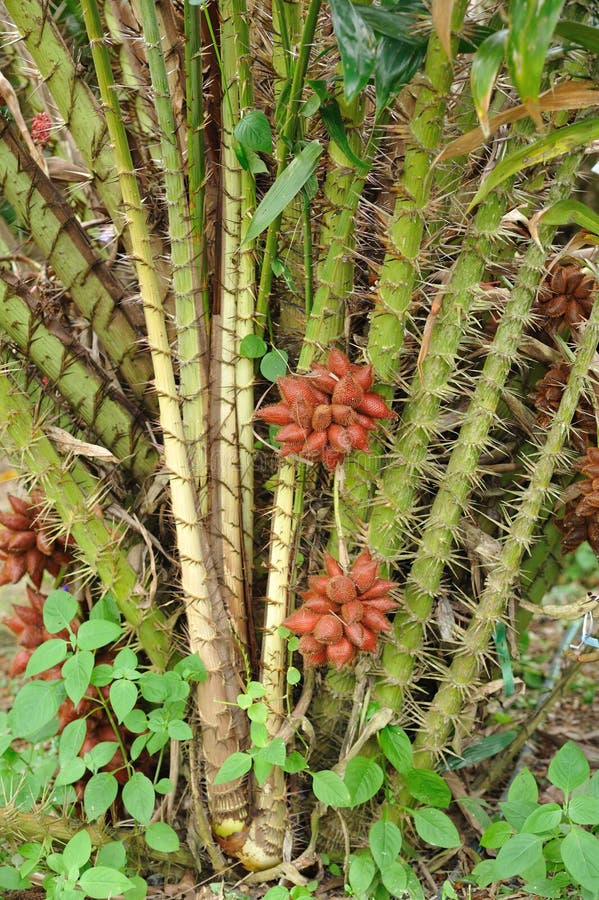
[0,492,74,588]
[255,349,393,468]
[559,447,599,556]
[283,549,400,669]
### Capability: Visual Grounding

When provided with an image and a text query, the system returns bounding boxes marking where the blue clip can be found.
[571,610,599,651]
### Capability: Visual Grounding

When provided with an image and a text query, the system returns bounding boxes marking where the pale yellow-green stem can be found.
[80,0,250,842]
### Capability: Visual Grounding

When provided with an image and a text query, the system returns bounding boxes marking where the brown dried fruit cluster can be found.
[534,263,597,332]
[531,363,596,452]
[0,493,74,588]
[4,587,149,798]
[256,348,393,469]
[560,447,599,556]
[283,550,399,669]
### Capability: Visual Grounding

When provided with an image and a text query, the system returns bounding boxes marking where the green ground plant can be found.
[0,0,599,896]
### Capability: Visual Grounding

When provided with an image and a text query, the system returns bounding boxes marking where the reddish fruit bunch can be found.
[256,348,393,469]
[530,363,596,452]
[31,111,52,147]
[283,549,399,669]
[534,263,597,332]
[0,493,74,588]
[4,585,73,676]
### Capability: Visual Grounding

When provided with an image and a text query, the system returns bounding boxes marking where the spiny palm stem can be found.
[366,0,469,382]
[0,274,158,482]
[368,186,509,564]
[411,281,599,767]
[378,151,581,713]
[185,0,210,322]
[0,363,168,668]
[80,0,250,837]
[139,0,209,494]
[0,122,155,408]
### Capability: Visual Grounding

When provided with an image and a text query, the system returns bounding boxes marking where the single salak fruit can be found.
[283,549,400,669]
[255,349,393,468]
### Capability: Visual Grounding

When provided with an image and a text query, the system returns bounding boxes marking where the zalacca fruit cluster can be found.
[283,549,399,668]
[560,447,599,556]
[0,493,73,588]
[256,349,393,469]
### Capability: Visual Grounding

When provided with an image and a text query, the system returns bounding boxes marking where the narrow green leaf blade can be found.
[537,199,599,237]
[469,119,599,210]
[329,0,377,101]
[471,30,507,135]
[243,141,322,245]
[507,0,566,111]
[555,20,599,54]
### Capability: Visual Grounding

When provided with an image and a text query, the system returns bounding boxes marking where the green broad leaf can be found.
[471,30,507,135]
[63,830,91,873]
[76,619,123,650]
[239,334,268,359]
[62,650,94,706]
[59,718,87,765]
[243,141,323,245]
[122,772,155,825]
[481,820,513,849]
[349,852,376,896]
[412,808,460,848]
[43,589,78,635]
[113,647,138,671]
[535,199,599,238]
[312,770,351,807]
[568,795,599,825]
[84,742,119,772]
[471,858,499,888]
[252,756,273,787]
[406,769,451,808]
[236,693,252,710]
[263,887,290,900]
[90,594,120,624]
[381,860,407,896]
[78,866,134,899]
[375,36,427,113]
[548,741,589,795]
[123,709,148,733]
[173,652,206,682]
[561,826,599,892]
[319,98,369,172]
[499,799,539,831]
[130,733,150,761]
[168,720,193,740]
[469,119,599,210]
[495,833,543,878]
[145,822,180,853]
[506,0,566,113]
[250,720,269,748]
[214,752,253,785]
[378,724,413,775]
[404,866,425,900]
[96,841,126,871]
[445,730,517,770]
[521,803,562,834]
[329,0,377,101]
[508,767,538,803]
[260,349,288,382]
[91,664,113,687]
[260,738,286,767]
[84,772,119,820]
[247,681,266,699]
[369,819,402,869]
[0,866,31,890]
[55,757,86,786]
[10,681,61,738]
[25,638,69,677]
[522,873,571,899]
[110,680,138,724]
[235,109,272,153]
[155,778,174,795]
[555,20,599,53]
[247,701,268,724]
[283,751,307,774]
[343,756,384,807]
[286,666,301,685]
